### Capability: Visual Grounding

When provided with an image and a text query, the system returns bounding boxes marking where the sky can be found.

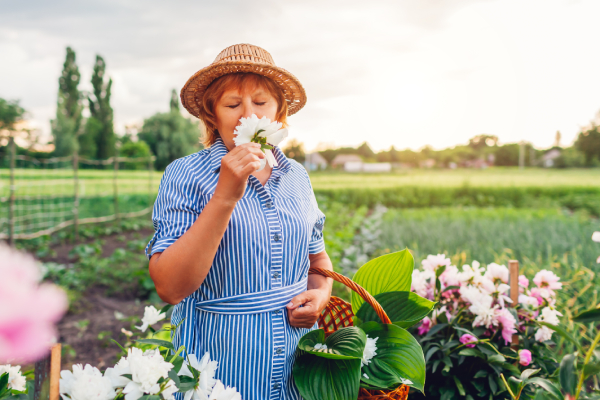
[1,0,600,152]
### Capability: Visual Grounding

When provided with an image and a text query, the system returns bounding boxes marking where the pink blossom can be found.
[460,334,478,348]
[495,308,517,345]
[518,275,529,288]
[529,287,546,306]
[417,317,432,335]
[485,263,509,284]
[421,254,451,272]
[0,244,68,363]
[518,349,532,366]
[533,270,562,292]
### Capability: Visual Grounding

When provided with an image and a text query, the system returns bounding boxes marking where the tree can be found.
[170,89,179,111]
[357,142,376,161]
[282,138,305,163]
[468,134,498,150]
[0,98,25,133]
[138,90,202,170]
[51,47,82,156]
[81,55,115,159]
[119,141,152,170]
[575,126,600,166]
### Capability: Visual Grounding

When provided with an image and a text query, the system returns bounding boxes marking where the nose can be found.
[240,96,255,119]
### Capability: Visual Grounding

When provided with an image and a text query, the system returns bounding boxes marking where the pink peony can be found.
[460,334,478,348]
[518,349,532,366]
[417,317,432,335]
[495,308,517,345]
[0,244,68,363]
[533,270,562,292]
[518,275,529,293]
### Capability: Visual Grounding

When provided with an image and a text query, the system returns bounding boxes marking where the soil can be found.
[35,226,161,370]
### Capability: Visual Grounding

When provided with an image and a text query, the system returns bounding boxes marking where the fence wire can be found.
[1,138,159,241]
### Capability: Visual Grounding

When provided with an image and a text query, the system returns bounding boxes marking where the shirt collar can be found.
[209,136,291,178]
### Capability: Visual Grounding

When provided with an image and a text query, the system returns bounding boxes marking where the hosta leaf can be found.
[351,249,414,314]
[355,291,436,328]
[298,327,366,359]
[527,378,563,400]
[293,353,361,400]
[559,354,577,395]
[135,339,174,350]
[360,321,426,393]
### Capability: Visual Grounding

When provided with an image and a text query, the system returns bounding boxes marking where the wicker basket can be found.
[308,267,409,400]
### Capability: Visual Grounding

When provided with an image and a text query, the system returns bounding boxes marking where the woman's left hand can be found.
[286,289,331,328]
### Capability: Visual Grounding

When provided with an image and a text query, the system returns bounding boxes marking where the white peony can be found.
[179,353,219,400]
[592,231,600,242]
[411,269,435,299]
[208,380,242,400]
[0,364,26,391]
[421,254,451,272]
[361,336,378,367]
[460,286,496,328]
[518,294,539,308]
[233,114,289,170]
[485,263,509,284]
[135,305,166,332]
[535,307,563,342]
[59,364,116,400]
[109,348,173,400]
[161,379,178,400]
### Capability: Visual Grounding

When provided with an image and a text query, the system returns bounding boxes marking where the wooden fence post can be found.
[148,156,153,208]
[8,135,16,247]
[34,343,61,400]
[113,153,119,225]
[509,260,519,347]
[73,150,79,243]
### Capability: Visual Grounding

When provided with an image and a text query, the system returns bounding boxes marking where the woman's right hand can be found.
[214,142,265,204]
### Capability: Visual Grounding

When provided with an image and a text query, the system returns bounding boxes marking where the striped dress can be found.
[145,137,326,400]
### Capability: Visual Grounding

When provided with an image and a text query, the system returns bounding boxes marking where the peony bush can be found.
[410,254,564,400]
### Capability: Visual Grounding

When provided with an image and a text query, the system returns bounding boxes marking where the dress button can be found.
[265,201,273,208]
[273,234,281,241]
[273,382,280,389]
[273,309,281,315]
[273,272,280,279]
[276,347,283,354]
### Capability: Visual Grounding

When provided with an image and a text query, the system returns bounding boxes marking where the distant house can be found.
[304,153,328,171]
[463,158,490,169]
[362,163,392,173]
[331,154,362,168]
[419,159,436,169]
[542,149,561,168]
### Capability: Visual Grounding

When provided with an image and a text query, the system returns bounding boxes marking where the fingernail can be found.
[287,302,294,308]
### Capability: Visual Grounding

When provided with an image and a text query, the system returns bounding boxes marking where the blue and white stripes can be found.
[145,137,326,400]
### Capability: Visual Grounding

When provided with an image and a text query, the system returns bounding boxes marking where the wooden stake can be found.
[34,343,61,400]
[509,260,519,347]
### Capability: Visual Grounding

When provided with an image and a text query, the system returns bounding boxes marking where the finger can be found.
[287,293,311,310]
[230,143,264,161]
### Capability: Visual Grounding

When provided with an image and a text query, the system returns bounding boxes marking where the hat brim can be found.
[180,61,307,118]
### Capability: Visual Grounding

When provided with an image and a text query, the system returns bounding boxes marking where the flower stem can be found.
[500,373,517,400]
[575,329,600,399]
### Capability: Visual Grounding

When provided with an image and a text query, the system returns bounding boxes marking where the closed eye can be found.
[254,102,266,106]
[226,104,240,109]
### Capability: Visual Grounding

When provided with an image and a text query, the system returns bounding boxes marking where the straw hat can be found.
[180,44,307,118]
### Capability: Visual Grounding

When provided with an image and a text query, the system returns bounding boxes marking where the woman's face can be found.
[215,85,278,151]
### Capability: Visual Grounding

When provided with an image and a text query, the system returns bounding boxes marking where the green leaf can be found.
[488,354,506,364]
[0,372,8,389]
[583,362,600,379]
[537,321,585,354]
[454,376,466,396]
[159,304,173,315]
[260,144,273,150]
[559,354,577,395]
[527,378,564,400]
[521,368,541,380]
[360,321,426,393]
[351,249,414,314]
[355,291,436,328]
[135,339,174,350]
[458,348,485,359]
[572,308,600,323]
[293,353,361,400]
[168,369,180,387]
[298,327,366,360]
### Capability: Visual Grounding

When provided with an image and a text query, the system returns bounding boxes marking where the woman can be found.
[145,44,334,400]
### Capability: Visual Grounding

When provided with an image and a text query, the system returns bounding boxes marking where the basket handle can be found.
[308,267,391,324]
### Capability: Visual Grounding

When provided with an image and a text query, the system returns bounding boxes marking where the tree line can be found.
[1,47,201,170]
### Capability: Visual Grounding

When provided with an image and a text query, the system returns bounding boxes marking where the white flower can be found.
[0,364,26,391]
[460,286,496,328]
[518,294,539,308]
[457,261,484,285]
[400,378,413,385]
[535,307,563,342]
[312,343,328,352]
[59,364,116,400]
[421,254,451,272]
[361,336,378,367]
[109,348,173,400]
[592,231,600,242]
[491,283,513,307]
[233,114,289,169]
[135,305,166,332]
[485,263,509,284]
[411,269,434,299]
[161,380,178,400]
[179,353,219,400]
[208,380,242,400]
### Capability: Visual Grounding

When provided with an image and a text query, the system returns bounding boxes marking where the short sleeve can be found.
[145,159,200,260]
[306,174,326,255]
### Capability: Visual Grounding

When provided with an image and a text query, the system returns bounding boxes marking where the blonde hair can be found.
[197,72,289,148]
